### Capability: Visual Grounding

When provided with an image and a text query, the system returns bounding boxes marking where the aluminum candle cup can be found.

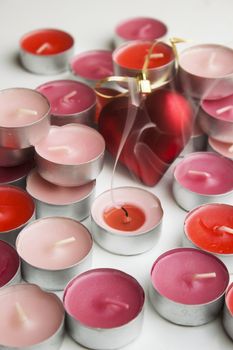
[0,161,34,188]
[0,186,35,245]
[208,137,233,160]
[35,124,105,187]
[0,241,21,288]
[0,146,34,167]
[63,268,145,350]
[91,187,163,255]
[19,28,74,74]
[0,88,50,149]
[183,203,233,270]
[223,283,233,341]
[113,40,175,88]
[0,284,64,349]
[199,94,233,143]
[16,217,93,291]
[149,248,229,326]
[37,80,96,126]
[172,152,233,211]
[179,44,233,100]
[114,17,168,47]
[26,170,95,220]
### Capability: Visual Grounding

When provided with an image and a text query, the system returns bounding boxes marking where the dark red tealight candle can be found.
[0,240,20,288]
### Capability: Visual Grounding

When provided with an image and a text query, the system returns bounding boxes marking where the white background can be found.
[0,0,233,349]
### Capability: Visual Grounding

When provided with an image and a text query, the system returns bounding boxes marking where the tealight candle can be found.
[113,40,175,87]
[35,124,105,187]
[199,94,233,142]
[114,17,167,47]
[0,88,50,149]
[223,283,233,341]
[19,28,74,74]
[0,240,21,288]
[183,203,233,269]
[149,248,229,326]
[26,169,95,220]
[0,145,34,167]
[0,186,35,245]
[0,160,34,188]
[70,50,114,85]
[0,284,64,349]
[63,268,145,350]
[179,44,233,99]
[208,137,233,160]
[173,152,233,211]
[37,80,96,126]
[91,187,163,255]
[16,217,93,290]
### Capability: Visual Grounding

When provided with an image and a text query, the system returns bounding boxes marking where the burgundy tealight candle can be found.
[70,50,114,86]
[149,248,229,326]
[63,268,145,349]
[114,17,167,47]
[37,80,96,126]
[208,137,233,160]
[0,160,34,188]
[223,283,233,341]
[0,240,21,288]
[19,28,74,74]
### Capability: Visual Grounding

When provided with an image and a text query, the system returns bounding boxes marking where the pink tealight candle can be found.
[0,88,50,149]
[208,137,233,160]
[223,283,233,341]
[35,124,105,187]
[173,152,233,211]
[0,160,34,188]
[0,284,64,349]
[26,169,95,220]
[114,17,167,47]
[199,94,233,143]
[37,80,96,126]
[179,44,233,99]
[149,248,229,326]
[16,217,93,290]
[70,50,114,85]
[19,28,74,74]
[63,268,145,349]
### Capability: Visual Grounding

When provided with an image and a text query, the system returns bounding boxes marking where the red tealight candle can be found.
[0,241,20,288]
[103,204,145,231]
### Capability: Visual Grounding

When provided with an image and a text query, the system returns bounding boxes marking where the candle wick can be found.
[149,53,165,59]
[15,302,28,323]
[208,52,216,67]
[121,207,132,224]
[54,236,76,247]
[138,23,152,36]
[187,170,211,179]
[36,42,51,54]
[228,145,233,153]
[216,105,233,115]
[104,298,130,310]
[193,272,216,280]
[214,225,233,235]
[47,145,71,153]
[63,90,78,103]
[17,108,38,116]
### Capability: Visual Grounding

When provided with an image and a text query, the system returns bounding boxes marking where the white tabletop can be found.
[0,0,233,349]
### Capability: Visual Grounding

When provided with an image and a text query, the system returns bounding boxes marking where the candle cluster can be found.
[0,14,232,350]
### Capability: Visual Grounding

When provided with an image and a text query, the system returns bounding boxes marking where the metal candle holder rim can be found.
[225,282,233,315]
[91,186,164,237]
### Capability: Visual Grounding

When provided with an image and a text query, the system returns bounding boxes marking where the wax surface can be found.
[27,170,95,205]
[0,241,19,287]
[209,137,233,159]
[0,89,49,127]
[64,269,144,328]
[114,41,174,69]
[151,248,229,304]
[20,28,74,55]
[174,152,233,195]
[116,17,167,41]
[179,44,233,78]
[70,50,113,80]
[201,94,233,121]
[226,283,233,315]
[0,186,34,232]
[35,124,105,165]
[103,204,146,231]
[0,161,34,184]
[185,204,233,254]
[0,284,64,347]
[92,187,163,234]
[16,217,92,269]
[37,80,96,116]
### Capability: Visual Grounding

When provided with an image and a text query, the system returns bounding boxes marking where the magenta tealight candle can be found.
[179,44,233,99]
[37,80,96,126]
[35,124,105,187]
[223,283,233,341]
[173,152,233,211]
[0,240,21,288]
[0,284,64,349]
[149,248,229,326]
[63,268,145,349]
[70,50,114,85]
[114,17,167,47]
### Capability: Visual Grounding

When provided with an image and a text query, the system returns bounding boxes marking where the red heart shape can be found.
[99,89,193,186]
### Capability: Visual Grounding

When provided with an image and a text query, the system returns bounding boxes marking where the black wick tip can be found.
[121,207,129,217]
